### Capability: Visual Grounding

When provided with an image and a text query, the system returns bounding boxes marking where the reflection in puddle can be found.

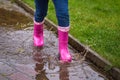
[33,52,49,80]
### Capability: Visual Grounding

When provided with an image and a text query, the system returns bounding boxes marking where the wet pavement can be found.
[0,0,108,80]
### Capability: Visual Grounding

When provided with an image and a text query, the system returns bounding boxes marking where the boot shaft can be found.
[58,26,70,42]
[58,27,70,51]
[33,21,44,47]
[34,21,44,36]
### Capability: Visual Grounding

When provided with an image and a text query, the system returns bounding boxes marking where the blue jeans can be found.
[34,0,69,27]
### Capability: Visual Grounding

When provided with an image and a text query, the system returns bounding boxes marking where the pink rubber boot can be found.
[33,21,44,47]
[58,27,72,62]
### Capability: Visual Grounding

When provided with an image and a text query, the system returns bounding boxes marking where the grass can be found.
[22,0,120,68]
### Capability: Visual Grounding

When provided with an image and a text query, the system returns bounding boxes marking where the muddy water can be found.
[0,0,108,80]
[0,0,32,30]
[0,8,32,29]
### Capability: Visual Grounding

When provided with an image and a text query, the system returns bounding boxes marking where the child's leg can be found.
[52,0,69,27]
[34,0,49,22]
[34,0,49,47]
[53,0,72,62]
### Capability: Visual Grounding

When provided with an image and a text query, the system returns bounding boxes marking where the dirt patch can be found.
[0,8,32,29]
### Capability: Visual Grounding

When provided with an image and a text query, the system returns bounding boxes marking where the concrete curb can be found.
[15,0,120,80]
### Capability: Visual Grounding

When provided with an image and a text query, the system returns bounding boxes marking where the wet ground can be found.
[0,0,109,80]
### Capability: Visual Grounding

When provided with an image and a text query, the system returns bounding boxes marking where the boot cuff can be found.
[34,20,44,25]
[58,26,70,32]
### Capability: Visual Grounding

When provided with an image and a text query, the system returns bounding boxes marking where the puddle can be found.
[0,0,109,80]
[0,26,107,80]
